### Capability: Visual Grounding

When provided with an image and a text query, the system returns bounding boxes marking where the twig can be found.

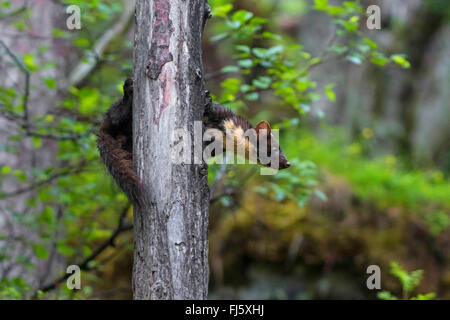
[0,5,27,21]
[68,0,136,86]
[24,129,95,142]
[210,162,228,200]
[204,70,239,81]
[38,204,132,293]
[301,26,339,73]
[210,188,236,204]
[0,39,30,127]
[1,160,86,199]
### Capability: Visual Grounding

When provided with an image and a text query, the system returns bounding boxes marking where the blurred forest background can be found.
[0,0,449,300]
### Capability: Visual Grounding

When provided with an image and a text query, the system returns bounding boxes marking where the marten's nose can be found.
[285,161,290,168]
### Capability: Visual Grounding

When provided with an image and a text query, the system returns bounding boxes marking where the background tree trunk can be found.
[132,0,210,300]
[0,0,68,291]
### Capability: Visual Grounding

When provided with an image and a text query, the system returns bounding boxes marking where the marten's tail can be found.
[97,131,146,207]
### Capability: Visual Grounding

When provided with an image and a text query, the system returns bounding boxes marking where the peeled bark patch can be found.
[146,0,174,80]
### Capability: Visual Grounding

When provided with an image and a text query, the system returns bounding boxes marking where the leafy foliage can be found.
[378,262,435,300]
[208,0,409,117]
[1,0,445,300]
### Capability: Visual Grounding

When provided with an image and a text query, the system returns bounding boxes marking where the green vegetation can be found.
[284,127,450,236]
[378,261,435,300]
[0,0,448,299]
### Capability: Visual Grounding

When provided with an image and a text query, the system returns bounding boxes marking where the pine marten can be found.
[97,78,290,206]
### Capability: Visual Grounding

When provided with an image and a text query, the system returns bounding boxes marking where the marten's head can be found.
[204,103,290,170]
[107,78,134,126]
[254,120,290,170]
[218,117,290,170]
[123,78,133,100]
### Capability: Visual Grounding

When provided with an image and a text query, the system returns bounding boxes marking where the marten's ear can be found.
[255,120,271,135]
[123,78,134,99]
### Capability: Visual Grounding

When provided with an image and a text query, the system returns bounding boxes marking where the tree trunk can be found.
[132,0,210,300]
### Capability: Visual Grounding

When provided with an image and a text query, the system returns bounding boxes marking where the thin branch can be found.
[210,162,228,200]
[204,70,238,81]
[0,105,96,141]
[223,87,272,105]
[210,188,236,204]
[24,129,96,142]
[68,0,136,86]
[0,160,86,199]
[301,26,338,73]
[0,39,77,145]
[0,5,27,21]
[0,39,30,127]
[38,204,132,293]
[0,31,54,40]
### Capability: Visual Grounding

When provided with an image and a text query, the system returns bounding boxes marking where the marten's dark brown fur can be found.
[98,79,290,206]
[97,78,145,206]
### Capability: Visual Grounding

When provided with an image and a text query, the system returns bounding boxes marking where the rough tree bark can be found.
[132,0,211,299]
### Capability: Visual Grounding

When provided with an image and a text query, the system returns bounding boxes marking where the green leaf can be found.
[377,291,398,300]
[245,92,259,101]
[210,32,228,42]
[235,45,250,53]
[314,0,328,11]
[87,229,112,241]
[38,206,55,225]
[43,77,57,90]
[44,115,54,123]
[252,48,267,59]
[74,38,90,48]
[252,76,271,89]
[347,53,363,65]
[1,166,12,174]
[212,4,233,18]
[83,246,92,257]
[266,45,284,57]
[314,189,328,201]
[390,261,423,294]
[299,104,311,113]
[238,59,253,68]
[32,137,42,149]
[221,78,241,92]
[391,54,411,68]
[7,135,21,142]
[13,170,27,182]
[240,84,251,93]
[232,10,253,23]
[371,53,389,66]
[12,21,27,31]
[262,32,282,40]
[226,20,240,29]
[411,293,436,300]
[221,65,240,74]
[325,84,336,102]
[56,242,76,257]
[341,16,359,32]
[327,6,345,15]
[23,53,38,72]
[52,28,65,38]
[79,88,99,114]
[328,44,348,55]
[309,93,321,102]
[31,244,49,259]
[363,37,378,49]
